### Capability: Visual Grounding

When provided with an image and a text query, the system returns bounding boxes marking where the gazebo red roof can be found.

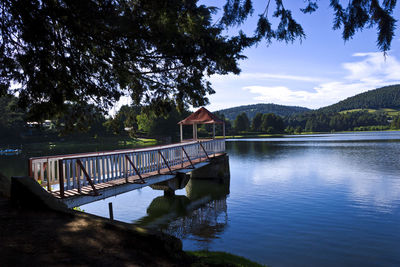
[178,107,224,125]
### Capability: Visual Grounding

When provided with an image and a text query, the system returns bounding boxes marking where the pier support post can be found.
[108,202,114,220]
[190,154,230,182]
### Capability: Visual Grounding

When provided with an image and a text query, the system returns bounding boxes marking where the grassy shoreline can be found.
[215,129,400,139]
[187,250,265,266]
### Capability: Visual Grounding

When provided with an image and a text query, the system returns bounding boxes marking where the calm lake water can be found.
[2,132,400,266]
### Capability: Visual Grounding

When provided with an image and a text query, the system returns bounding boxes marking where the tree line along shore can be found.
[2,94,400,146]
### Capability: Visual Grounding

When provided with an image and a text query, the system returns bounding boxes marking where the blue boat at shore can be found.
[0,148,22,155]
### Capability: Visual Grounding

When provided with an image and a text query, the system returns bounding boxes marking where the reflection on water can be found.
[166,198,227,250]
[136,179,230,250]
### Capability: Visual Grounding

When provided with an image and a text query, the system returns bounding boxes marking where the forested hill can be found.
[318,84,400,113]
[217,103,310,121]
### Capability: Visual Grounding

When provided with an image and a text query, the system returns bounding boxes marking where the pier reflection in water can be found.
[136,178,230,249]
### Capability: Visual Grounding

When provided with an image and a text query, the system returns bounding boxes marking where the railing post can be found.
[157,151,160,174]
[46,160,51,192]
[28,159,33,177]
[124,154,128,182]
[181,145,184,167]
[58,159,64,198]
[76,160,81,194]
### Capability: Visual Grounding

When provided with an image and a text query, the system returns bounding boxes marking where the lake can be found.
[2,132,400,266]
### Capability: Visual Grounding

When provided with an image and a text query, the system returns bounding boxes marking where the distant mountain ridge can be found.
[217,84,400,121]
[217,103,311,121]
[317,84,400,113]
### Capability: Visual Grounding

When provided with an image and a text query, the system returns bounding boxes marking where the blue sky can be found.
[203,1,400,111]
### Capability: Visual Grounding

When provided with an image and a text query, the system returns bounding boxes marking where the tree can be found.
[137,106,190,138]
[104,105,141,136]
[234,112,250,132]
[251,113,263,131]
[221,0,397,53]
[0,95,25,141]
[261,113,285,133]
[1,0,252,128]
[295,126,303,134]
[391,116,400,129]
[1,0,397,130]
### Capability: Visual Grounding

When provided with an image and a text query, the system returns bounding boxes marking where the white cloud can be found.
[240,52,400,109]
[211,72,325,83]
[344,52,400,81]
[239,73,326,82]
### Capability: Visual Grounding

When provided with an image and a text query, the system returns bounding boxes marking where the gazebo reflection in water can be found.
[136,178,230,250]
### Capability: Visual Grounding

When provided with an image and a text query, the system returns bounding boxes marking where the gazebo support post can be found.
[213,124,215,139]
[180,124,183,142]
[223,123,225,139]
[193,123,197,140]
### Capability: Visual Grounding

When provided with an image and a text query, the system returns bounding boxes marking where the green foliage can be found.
[0,95,25,141]
[1,0,252,129]
[213,112,232,136]
[285,126,295,134]
[104,105,141,137]
[73,207,85,212]
[319,85,400,113]
[251,113,263,131]
[234,112,250,132]
[221,0,397,52]
[391,116,400,129]
[187,250,265,267]
[287,110,389,133]
[354,125,390,131]
[261,113,285,133]
[218,103,310,121]
[137,107,190,139]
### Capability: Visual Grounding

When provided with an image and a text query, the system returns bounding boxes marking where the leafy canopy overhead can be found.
[1,0,252,125]
[1,0,398,129]
[221,0,397,52]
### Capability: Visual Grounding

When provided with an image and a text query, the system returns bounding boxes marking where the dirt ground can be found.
[0,197,192,266]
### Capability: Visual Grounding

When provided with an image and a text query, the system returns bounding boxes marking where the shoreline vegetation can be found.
[2,85,400,148]
[216,128,400,139]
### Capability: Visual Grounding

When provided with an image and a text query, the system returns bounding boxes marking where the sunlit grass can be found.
[187,250,266,267]
[216,133,283,139]
[339,108,400,116]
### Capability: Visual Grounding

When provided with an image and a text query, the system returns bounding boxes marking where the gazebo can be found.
[178,107,225,142]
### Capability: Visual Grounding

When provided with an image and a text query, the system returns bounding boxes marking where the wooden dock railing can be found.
[29,139,225,198]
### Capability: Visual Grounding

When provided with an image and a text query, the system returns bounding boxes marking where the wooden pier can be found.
[29,139,226,207]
